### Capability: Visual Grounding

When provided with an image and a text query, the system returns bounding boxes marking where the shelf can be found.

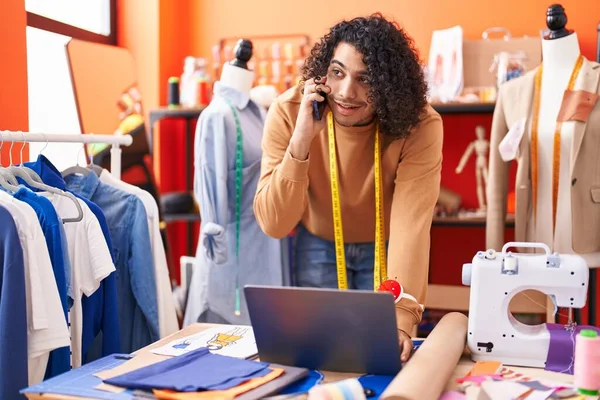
[431,102,495,114]
[150,105,206,119]
[433,214,515,227]
[163,213,201,223]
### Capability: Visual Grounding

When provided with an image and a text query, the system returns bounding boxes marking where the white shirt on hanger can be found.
[38,192,114,368]
[0,191,70,385]
[98,169,179,337]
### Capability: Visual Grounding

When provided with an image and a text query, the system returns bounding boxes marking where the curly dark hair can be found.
[301,13,429,139]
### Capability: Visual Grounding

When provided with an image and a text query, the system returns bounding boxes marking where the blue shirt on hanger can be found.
[22,156,121,362]
[12,187,71,379]
[80,204,121,364]
[63,170,159,353]
[0,205,28,400]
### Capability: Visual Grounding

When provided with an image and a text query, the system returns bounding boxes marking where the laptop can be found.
[244,285,403,375]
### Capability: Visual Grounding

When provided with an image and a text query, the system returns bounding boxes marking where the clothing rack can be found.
[0,131,133,180]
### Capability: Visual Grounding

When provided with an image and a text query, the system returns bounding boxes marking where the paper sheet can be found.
[20,354,133,399]
[480,381,533,399]
[525,389,557,400]
[150,325,257,359]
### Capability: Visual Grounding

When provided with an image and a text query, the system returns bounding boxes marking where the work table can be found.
[25,322,575,400]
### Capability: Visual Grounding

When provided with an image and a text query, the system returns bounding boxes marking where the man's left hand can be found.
[398,330,413,362]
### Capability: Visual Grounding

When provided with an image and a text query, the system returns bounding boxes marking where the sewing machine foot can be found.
[565,308,577,332]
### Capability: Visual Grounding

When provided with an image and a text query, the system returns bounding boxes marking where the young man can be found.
[253,13,443,361]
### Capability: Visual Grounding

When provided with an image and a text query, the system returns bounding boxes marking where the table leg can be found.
[589,268,596,326]
[148,115,158,156]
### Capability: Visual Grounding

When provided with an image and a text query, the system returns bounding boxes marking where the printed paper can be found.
[151,325,257,359]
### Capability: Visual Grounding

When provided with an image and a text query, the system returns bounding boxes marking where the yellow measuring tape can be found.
[327,112,386,290]
[531,54,583,235]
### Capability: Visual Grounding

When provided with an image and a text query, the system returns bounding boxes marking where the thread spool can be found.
[168,76,180,108]
[574,329,600,396]
[307,378,367,400]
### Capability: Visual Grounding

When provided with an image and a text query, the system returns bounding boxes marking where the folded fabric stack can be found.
[104,347,283,399]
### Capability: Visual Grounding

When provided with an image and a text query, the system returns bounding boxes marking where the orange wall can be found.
[117,0,160,119]
[191,0,599,63]
[157,0,193,191]
[117,0,599,284]
[158,0,192,106]
[117,0,193,186]
[157,0,198,276]
[117,0,197,276]
[0,0,28,165]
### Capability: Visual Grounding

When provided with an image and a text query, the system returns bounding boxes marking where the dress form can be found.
[192,39,285,325]
[527,4,600,267]
[218,39,255,96]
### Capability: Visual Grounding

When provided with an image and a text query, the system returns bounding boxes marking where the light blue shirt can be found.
[63,171,159,353]
[193,81,287,324]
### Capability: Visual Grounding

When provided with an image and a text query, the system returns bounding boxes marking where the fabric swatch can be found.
[546,323,600,374]
[152,368,284,399]
[105,347,271,392]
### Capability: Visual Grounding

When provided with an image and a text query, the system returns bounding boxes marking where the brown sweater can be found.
[253,86,444,334]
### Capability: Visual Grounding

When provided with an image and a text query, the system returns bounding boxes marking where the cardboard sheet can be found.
[21,354,134,399]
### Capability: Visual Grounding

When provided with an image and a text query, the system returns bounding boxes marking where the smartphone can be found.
[312,91,328,120]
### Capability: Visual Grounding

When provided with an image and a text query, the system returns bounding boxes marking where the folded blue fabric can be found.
[104,347,271,392]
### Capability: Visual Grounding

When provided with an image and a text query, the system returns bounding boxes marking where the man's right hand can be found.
[288,76,331,160]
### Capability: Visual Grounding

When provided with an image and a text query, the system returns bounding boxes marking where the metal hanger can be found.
[4,132,83,223]
[61,143,92,178]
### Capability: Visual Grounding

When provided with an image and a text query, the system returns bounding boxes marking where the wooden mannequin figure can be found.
[455,125,490,213]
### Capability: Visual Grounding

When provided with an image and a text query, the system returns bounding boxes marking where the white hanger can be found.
[61,143,92,178]
[3,131,83,223]
[0,132,20,192]
[5,131,44,184]
[87,152,105,176]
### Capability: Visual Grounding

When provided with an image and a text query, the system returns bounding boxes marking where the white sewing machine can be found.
[462,242,589,368]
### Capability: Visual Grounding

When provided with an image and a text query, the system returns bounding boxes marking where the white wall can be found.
[26,26,87,171]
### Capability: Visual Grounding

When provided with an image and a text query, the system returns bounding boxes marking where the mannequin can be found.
[455,125,489,213]
[218,39,254,96]
[530,4,586,255]
[487,4,600,324]
[189,39,286,326]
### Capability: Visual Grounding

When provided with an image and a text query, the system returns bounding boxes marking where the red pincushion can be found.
[378,279,402,303]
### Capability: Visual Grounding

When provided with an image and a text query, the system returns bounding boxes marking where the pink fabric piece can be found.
[456,375,502,384]
[439,391,467,400]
